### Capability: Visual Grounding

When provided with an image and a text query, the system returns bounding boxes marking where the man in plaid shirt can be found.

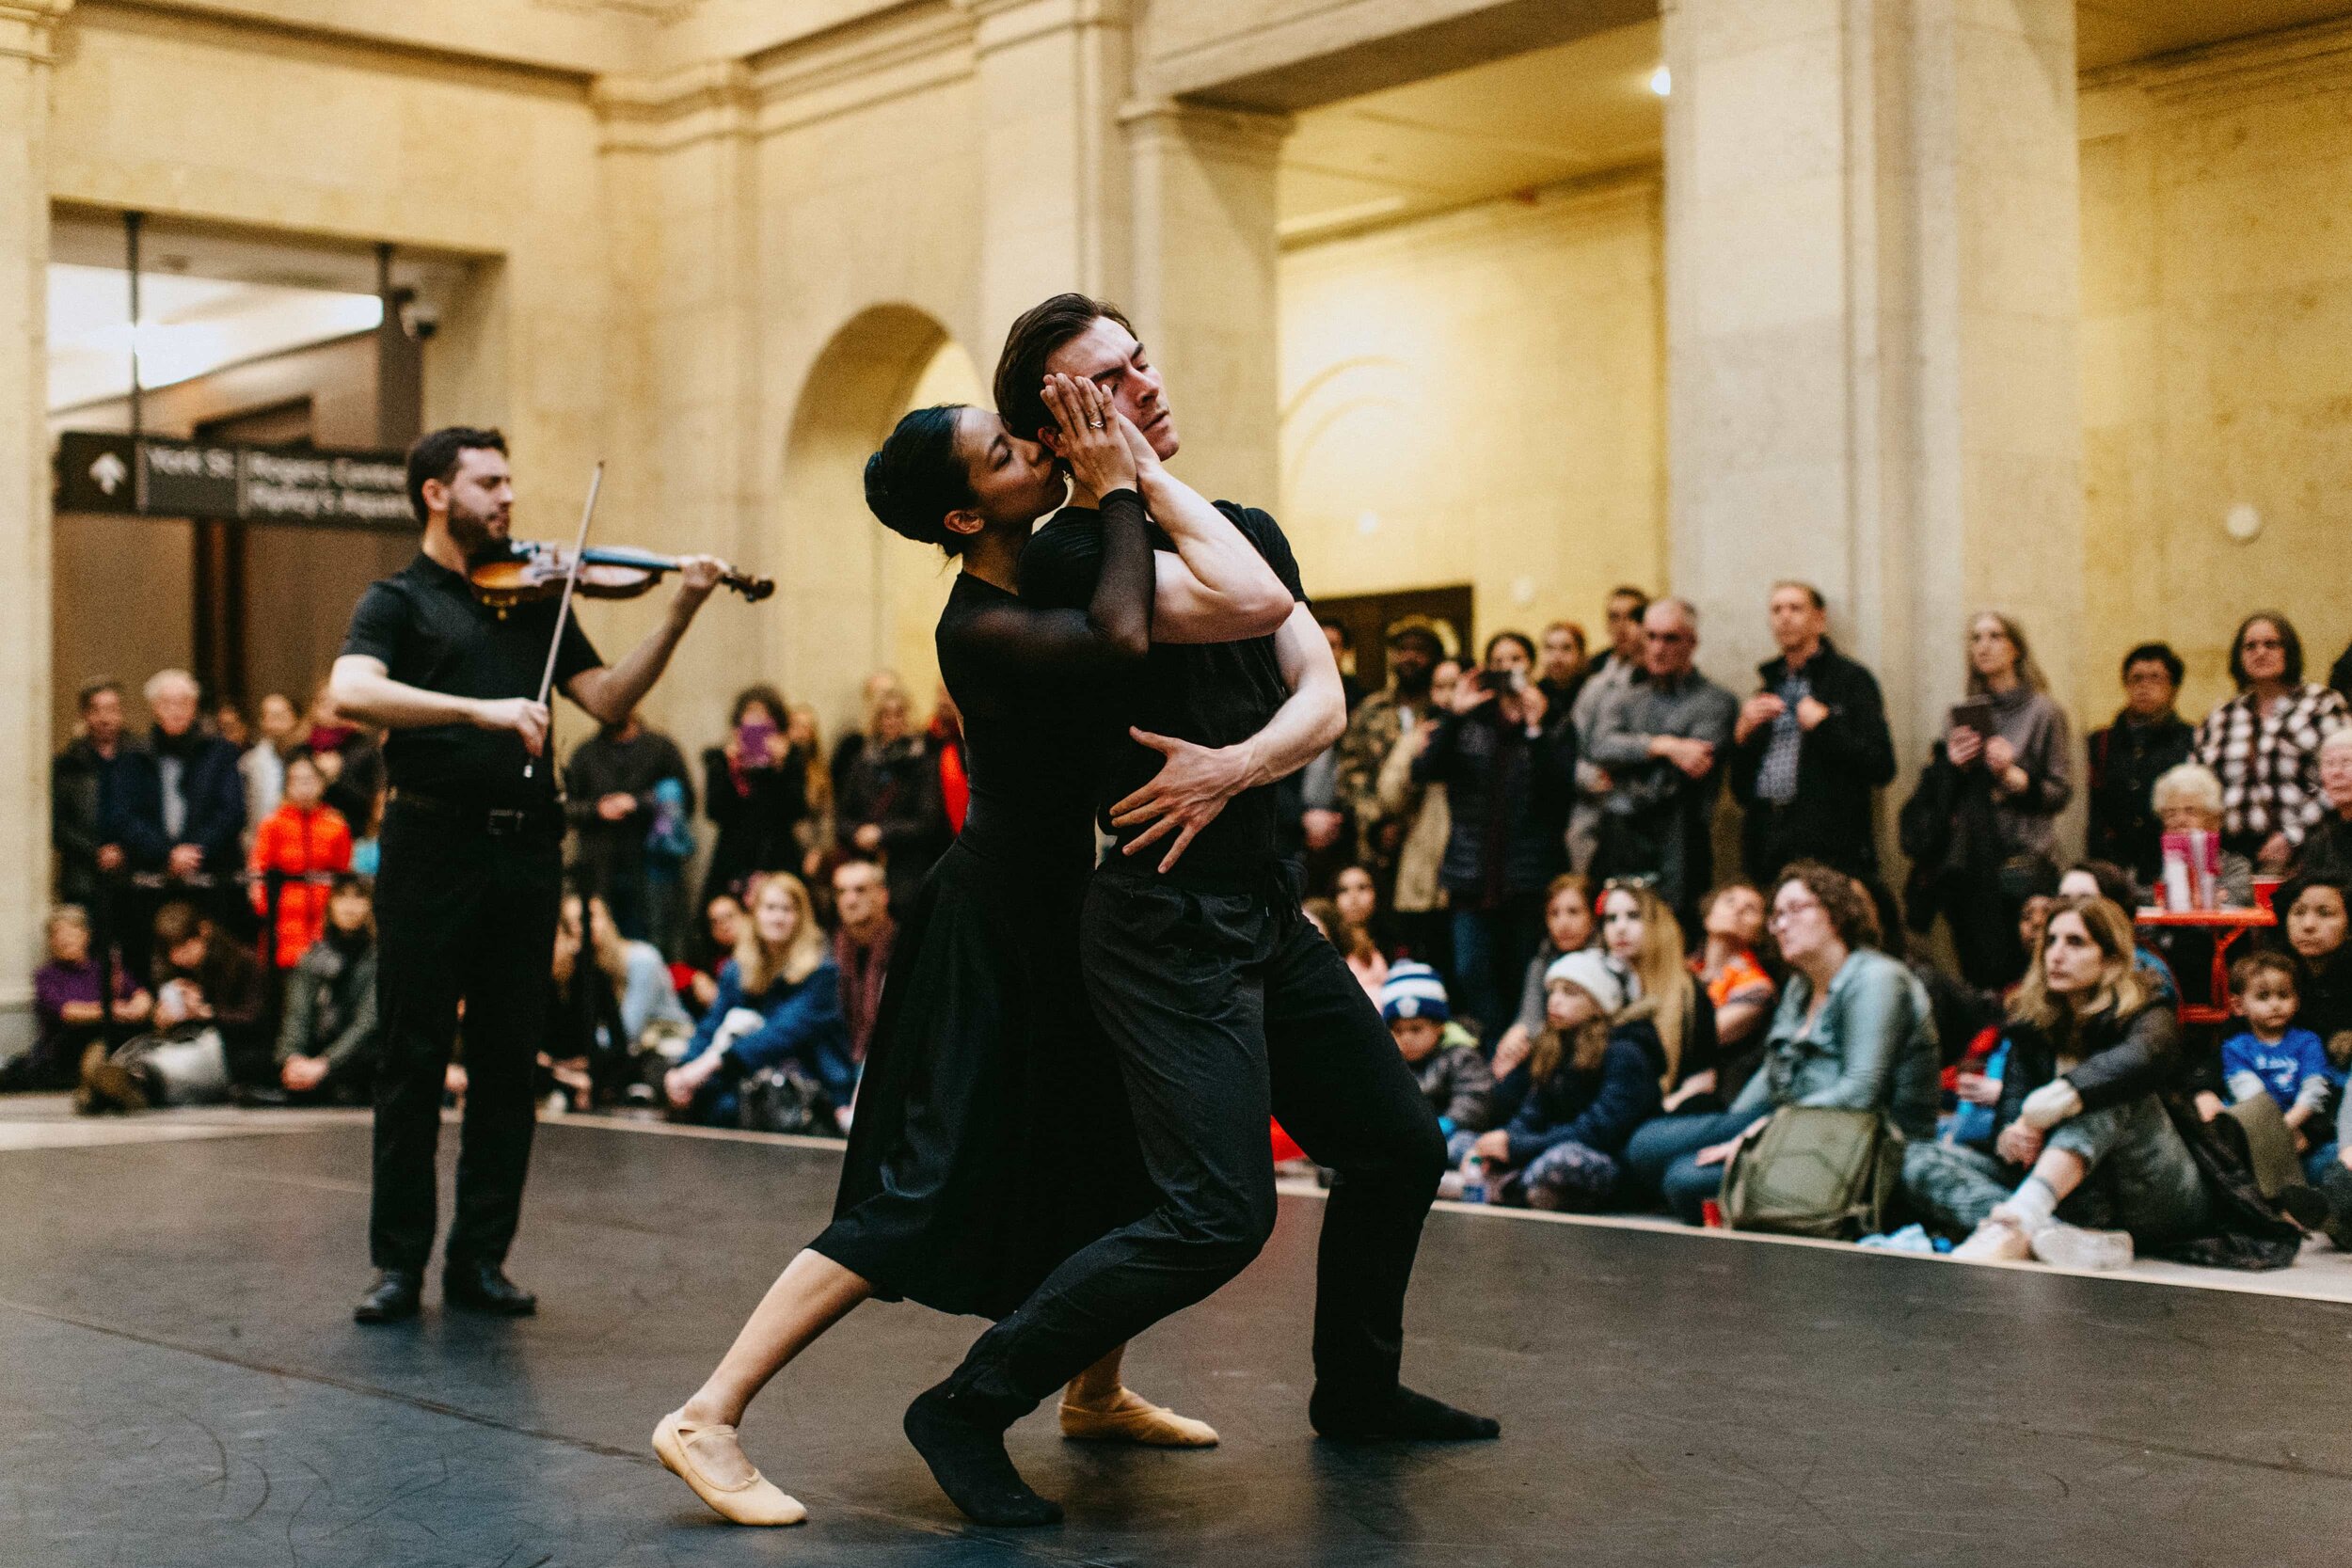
[2191,612,2351,867]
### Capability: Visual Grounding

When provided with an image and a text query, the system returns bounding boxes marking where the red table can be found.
[2132,905,2277,1025]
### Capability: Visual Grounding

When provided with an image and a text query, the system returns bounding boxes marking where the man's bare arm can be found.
[1140,464,1295,643]
[329,654,550,755]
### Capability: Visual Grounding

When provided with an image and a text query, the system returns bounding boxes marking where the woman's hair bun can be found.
[864,404,972,554]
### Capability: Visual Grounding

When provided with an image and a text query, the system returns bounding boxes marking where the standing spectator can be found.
[2085,642,2195,887]
[1625,863,1940,1225]
[564,708,693,943]
[1375,656,1460,978]
[12,907,151,1091]
[2193,611,2351,871]
[53,679,131,910]
[1904,613,2074,990]
[239,691,304,832]
[1305,896,1389,1002]
[105,669,246,970]
[2292,729,2352,879]
[1332,863,1395,958]
[276,875,380,1104]
[1567,586,1652,873]
[247,752,354,970]
[837,679,953,914]
[1334,622,1446,880]
[786,702,835,879]
[830,670,909,803]
[928,683,971,835]
[1412,630,1580,1036]
[831,858,896,1068]
[212,698,250,750]
[1535,620,1589,716]
[701,686,809,909]
[1587,600,1739,931]
[1321,617,1367,713]
[1727,582,1896,885]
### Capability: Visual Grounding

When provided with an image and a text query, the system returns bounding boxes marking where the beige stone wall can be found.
[1277,171,1665,647]
[2080,27,2352,730]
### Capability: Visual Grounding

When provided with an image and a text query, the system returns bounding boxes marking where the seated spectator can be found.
[1490,873,1597,1086]
[2150,763,2254,908]
[681,892,745,1015]
[1906,897,2219,1269]
[276,875,379,1104]
[2058,861,2179,1006]
[1599,879,1721,1113]
[1332,864,1395,958]
[1379,962,1493,1157]
[12,906,150,1091]
[2291,728,2352,879]
[831,859,896,1067]
[2085,641,2195,888]
[662,874,852,1129]
[2217,951,2340,1185]
[1304,896,1387,1002]
[1625,863,1939,1225]
[248,752,354,970]
[837,679,953,913]
[1464,950,1660,1212]
[1692,880,1778,1103]
[2271,874,2352,1070]
[79,902,268,1111]
[701,685,810,910]
[2193,611,2349,870]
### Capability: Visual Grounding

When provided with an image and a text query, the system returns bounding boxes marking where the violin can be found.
[469,542,774,611]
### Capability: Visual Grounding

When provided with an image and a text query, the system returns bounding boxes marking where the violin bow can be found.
[523,460,604,781]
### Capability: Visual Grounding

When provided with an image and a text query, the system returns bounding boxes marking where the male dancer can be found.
[903,296,1497,1526]
[329,426,724,1323]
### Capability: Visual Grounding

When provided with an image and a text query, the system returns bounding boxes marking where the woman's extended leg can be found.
[1059,1340,1219,1447]
[654,1248,874,1526]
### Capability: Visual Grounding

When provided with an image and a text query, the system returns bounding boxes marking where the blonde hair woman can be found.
[1597,879,1719,1111]
[660,874,850,1124]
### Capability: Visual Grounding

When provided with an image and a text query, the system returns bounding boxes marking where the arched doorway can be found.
[775,305,983,740]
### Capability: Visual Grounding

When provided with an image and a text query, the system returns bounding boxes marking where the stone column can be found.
[1122,98,1290,511]
[1662,0,2082,789]
[0,0,68,1057]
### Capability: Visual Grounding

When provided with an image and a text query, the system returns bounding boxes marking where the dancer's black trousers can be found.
[942,863,1447,1415]
[369,798,563,1273]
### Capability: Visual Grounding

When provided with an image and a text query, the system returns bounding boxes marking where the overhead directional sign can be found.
[54,431,415,532]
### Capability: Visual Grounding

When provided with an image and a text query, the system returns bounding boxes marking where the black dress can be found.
[813,488,1156,1319]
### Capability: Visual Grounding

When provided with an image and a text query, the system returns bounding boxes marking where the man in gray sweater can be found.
[1587,598,1739,931]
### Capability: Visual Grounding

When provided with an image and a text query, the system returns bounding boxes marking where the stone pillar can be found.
[1122,98,1290,511]
[0,0,68,1057]
[1662,0,2082,790]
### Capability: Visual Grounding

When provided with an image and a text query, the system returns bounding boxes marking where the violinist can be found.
[328,425,728,1326]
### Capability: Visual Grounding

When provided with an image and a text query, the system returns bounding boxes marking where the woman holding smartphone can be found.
[699,684,807,909]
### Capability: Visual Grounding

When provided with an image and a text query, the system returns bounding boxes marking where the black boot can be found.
[903,1383,1062,1527]
[354,1268,422,1324]
[444,1259,537,1316]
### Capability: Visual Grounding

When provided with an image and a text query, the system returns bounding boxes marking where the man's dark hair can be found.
[2227,611,2304,689]
[405,426,508,523]
[1608,585,1650,610]
[1773,579,1827,611]
[77,679,120,712]
[993,293,1136,451]
[2121,641,2184,687]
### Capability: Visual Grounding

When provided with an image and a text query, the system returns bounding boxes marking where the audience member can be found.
[2085,642,2195,887]
[836,678,953,913]
[1587,600,1738,929]
[1412,630,1579,1036]
[644,774,697,959]
[701,686,810,909]
[13,906,150,1091]
[1903,613,2073,990]
[2217,951,2339,1184]
[80,902,269,1111]
[1727,582,1896,885]
[1692,879,1777,1102]
[108,668,246,885]
[248,752,354,970]
[276,875,380,1104]
[2194,611,2351,871]
[2291,729,2352,879]
[786,702,836,878]
[1567,585,1652,872]
[1626,863,1939,1225]
[52,679,131,910]
[212,698,249,750]
[831,859,896,1068]
[300,682,386,832]
[1305,894,1389,1002]
[1321,617,1367,713]
[1465,950,1660,1212]
[662,874,852,1129]
[1535,620,1588,715]
[1373,656,1461,974]
[2058,861,2181,1006]
[2269,874,2352,1070]
[1380,962,1493,1156]
[1599,879,1721,1112]
[830,670,909,800]
[683,892,746,1014]
[2150,763,2255,908]
[1335,622,1447,879]
[1906,897,2232,1269]
[564,708,692,945]
[238,691,303,831]
[543,891,625,1112]
[1490,873,1597,1086]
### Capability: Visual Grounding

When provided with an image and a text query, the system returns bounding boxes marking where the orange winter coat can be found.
[249,802,353,967]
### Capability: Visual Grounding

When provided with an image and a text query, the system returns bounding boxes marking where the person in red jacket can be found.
[250,752,354,968]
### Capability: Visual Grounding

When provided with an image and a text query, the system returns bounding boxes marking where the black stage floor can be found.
[6,1117,2351,1567]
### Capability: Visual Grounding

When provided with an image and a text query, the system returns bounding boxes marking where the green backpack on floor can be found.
[1720,1106,1906,1241]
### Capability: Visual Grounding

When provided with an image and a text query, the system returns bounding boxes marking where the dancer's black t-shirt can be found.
[1018,499,1306,883]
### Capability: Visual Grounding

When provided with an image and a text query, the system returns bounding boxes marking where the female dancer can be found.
[654,372,1295,1526]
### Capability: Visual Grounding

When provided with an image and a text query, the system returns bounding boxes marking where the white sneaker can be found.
[1952,1215,2032,1262]
[2027,1221,2134,1271]
[1436,1170,1466,1202]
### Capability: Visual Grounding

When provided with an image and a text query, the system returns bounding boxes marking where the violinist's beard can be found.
[448,503,508,566]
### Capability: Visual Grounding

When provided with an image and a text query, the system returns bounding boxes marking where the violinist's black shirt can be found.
[341,552,602,807]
